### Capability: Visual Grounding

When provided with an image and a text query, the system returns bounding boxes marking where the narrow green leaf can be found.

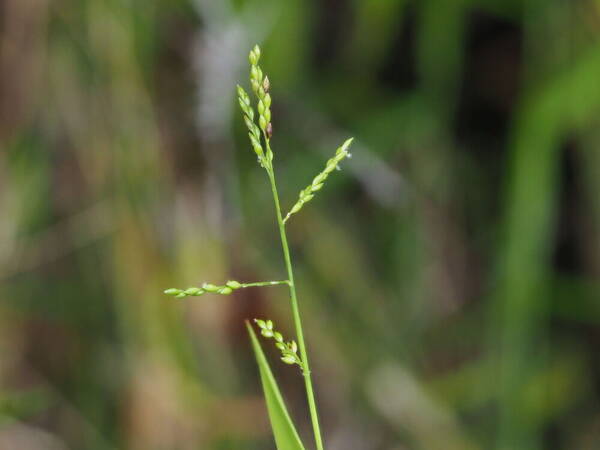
[246,322,306,450]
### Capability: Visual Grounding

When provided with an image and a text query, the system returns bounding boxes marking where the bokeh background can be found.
[1,0,600,449]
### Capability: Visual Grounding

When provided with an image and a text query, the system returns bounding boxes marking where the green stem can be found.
[241,280,291,288]
[266,159,324,450]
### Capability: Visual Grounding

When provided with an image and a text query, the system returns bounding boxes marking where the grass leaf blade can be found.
[246,322,306,450]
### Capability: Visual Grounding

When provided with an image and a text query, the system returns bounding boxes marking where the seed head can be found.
[283,137,354,224]
[254,318,305,372]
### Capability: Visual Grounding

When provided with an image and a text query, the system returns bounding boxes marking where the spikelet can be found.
[283,138,354,224]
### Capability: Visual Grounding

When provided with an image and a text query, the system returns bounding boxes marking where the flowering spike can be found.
[283,138,354,224]
[253,318,305,373]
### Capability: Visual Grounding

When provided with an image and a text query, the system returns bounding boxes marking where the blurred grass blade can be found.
[246,322,306,450]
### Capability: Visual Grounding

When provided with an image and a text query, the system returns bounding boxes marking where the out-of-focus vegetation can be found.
[1,0,599,449]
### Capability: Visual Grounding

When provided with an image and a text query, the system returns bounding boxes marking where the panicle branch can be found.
[283,137,354,224]
[248,45,274,162]
[254,318,306,373]
[164,280,290,299]
[237,45,274,168]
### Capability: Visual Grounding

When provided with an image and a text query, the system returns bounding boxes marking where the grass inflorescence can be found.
[164,44,353,450]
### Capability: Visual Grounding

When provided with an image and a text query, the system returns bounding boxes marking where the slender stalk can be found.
[266,161,324,450]
[241,280,291,288]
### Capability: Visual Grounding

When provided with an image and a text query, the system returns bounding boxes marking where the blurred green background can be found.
[1,0,600,449]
